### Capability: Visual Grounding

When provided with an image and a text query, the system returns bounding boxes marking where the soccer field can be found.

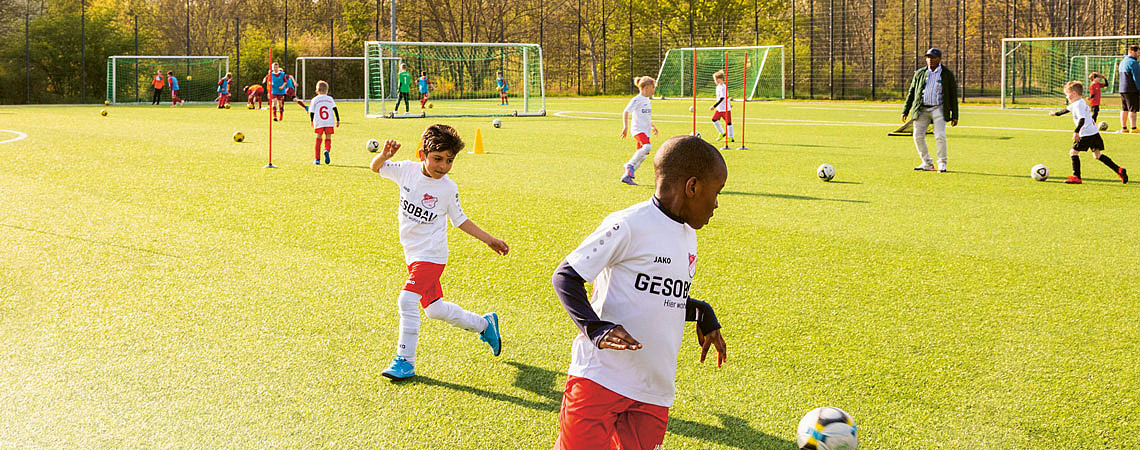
[1,98,1137,449]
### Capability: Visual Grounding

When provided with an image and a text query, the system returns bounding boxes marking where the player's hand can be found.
[486,238,509,255]
[696,327,727,367]
[1073,132,1080,143]
[336,121,340,127]
[901,114,908,123]
[951,119,958,127]
[1049,111,1057,116]
[380,139,400,159]
[709,106,715,111]
[619,128,629,139]
[651,125,659,136]
[599,325,642,351]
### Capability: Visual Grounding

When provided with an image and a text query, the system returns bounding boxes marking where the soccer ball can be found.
[366,138,381,153]
[100,109,108,116]
[817,163,836,182]
[224,103,231,109]
[247,104,254,110]
[689,105,696,113]
[1031,164,1049,181]
[427,102,434,109]
[186,75,192,81]
[797,407,858,450]
[104,100,110,105]
[492,119,502,128]
[1098,121,1109,131]
[691,130,702,138]
[233,132,244,143]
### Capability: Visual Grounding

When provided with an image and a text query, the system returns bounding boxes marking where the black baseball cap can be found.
[925,48,942,58]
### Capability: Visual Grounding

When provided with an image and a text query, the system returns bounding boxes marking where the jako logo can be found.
[422,193,438,209]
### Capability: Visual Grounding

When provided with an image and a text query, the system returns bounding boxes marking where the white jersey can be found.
[624,95,653,136]
[1067,98,1099,137]
[308,94,338,129]
[715,83,731,112]
[564,200,698,407]
[379,160,468,265]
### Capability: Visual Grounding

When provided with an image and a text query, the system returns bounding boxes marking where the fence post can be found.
[284,0,289,63]
[577,0,581,95]
[688,0,694,47]
[330,18,335,96]
[791,0,795,99]
[81,0,87,103]
[629,0,633,95]
[828,0,833,100]
[980,0,985,97]
[134,15,139,102]
[25,12,30,104]
[236,17,241,101]
[871,0,876,100]
[603,0,607,94]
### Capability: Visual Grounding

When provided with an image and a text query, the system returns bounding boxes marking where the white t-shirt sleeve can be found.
[624,97,638,114]
[378,160,407,182]
[446,188,468,227]
[565,214,631,282]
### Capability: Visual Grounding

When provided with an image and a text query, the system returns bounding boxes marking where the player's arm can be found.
[710,97,724,111]
[620,111,631,138]
[1074,118,1085,135]
[1050,108,1070,116]
[686,298,726,366]
[369,140,400,173]
[902,72,918,121]
[457,220,509,255]
[332,106,340,126]
[552,261,641,350]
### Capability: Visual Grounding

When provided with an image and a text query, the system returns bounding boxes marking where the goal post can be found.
[364,41,546,118]
[105,56,229,104]
[655,46,785,100]
[1001,35,1140,108]
[295,57,368,101]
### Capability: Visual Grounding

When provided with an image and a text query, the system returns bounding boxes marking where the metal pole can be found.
[81,0,86,103]
[134,15,139,102]
[841,0,846,99]
[791,0,796,98]
[980,0,985,97]
[828,0,833,99]
[602,0,607,94]
[629,1,633,95]
[810,0,814,98]
[577,0,581,95]
[376,0,380,40]
[390,0,396,40]
[871,0,876,99]
[927,0,932,49]
[913,0,918,68]
[25,12,30,104]
[330,19,334,96]
[688,0,694,47]
[284,0,288,62]
[899,0,904,94]
[236,17,241,101]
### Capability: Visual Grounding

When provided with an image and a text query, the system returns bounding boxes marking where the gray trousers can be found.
[913,104,948,166]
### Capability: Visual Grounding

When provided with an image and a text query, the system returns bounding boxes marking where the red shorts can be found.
[314,126,335,135]
[712,110,732,123]
[554,376,669,450]
[269,93,283,101]
[286,88,296,98]
[403,262,445,307]
[633,133,650,149]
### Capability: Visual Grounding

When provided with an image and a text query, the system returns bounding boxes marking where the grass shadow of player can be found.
[955,170,1129,184]
[0,222,182,259]
[409,361,562,413]
[668,413,798,450]
[952,134,1014,141]
[327,164,371,170]
[752,141,856,149]
[722,191,869,203]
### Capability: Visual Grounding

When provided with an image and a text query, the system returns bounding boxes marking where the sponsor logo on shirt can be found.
[422,193,438,209]
[401,196,438,223]
[634,272,691,299]
[653,256,671,264]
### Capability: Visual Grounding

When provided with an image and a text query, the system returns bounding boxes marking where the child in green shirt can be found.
[396,63,412,113]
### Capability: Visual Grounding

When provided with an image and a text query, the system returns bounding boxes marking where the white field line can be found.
[0,129,28,145]
[551,110,1074,133]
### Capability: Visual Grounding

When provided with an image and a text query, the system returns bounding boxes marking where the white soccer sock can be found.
[713,120,725,135]
[396,290,422,363]
[423,300,488,333]
[727,124,734,139]
[627,144,652,172]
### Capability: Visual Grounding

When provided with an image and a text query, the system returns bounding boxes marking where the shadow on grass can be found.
[670,414,797,450]
[327,164,371,170]
[952,134,1014,141]
[0,223,182,259]
[749,141,856,149]
[955,170,1129,184]
[826,180,862,185]
[722,191,869,203]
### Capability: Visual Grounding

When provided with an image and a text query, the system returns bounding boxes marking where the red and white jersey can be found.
[308,94,338,128]
[379,161,468,265]
[564,200,698,407]
[715,83,731,112]
[623,94,653,136]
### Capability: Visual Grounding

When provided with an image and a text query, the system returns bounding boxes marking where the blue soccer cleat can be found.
[620,175,637,186]
[624,164,636,179]
[480,313,502,356]
[381,356,415,380]
[323,150,330,165]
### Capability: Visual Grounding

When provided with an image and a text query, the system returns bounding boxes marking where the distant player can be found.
[1087,72,1107,122]
[285,74,298,100]
[308,80,339,166]
[551,134,728,450]
[709,70,734,143]
[216,72,233,108]
[395,63,412,113]
[418,71,432,109]
[1050,81,1128,184]
[265,63,287,121]
[245,84,265,110]
[496,71,509,106]
[151,70,165,105]
[368,126,508,380]
[167,71,184,107]
[619,76,659,186]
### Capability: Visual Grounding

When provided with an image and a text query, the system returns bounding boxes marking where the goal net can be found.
[365,41,545,118]
[655,46,785,100]
[295,57,368,101]
[105,56,229,104]
[1001,36,1140,108]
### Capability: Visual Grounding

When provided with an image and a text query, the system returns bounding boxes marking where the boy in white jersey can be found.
[709,70,734,144]
[369,124,510,380]
[620,76,660,186]
[552,135,728,450]
[1049,81,1128,184]
[307,80,339,165]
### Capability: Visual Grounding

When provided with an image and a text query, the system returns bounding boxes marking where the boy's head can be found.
[316,80,329,94]
[1088,72,1102,81]
[634,76,656,95]
[400,63,407,71]
[1064,81,1084,98]
[225,72,233,79]
[713,70,725,84]
[1130,45,1140,57]
[653,135,727,230]
[167,71,174,76]
[418,124,465,179]
[421,71,427,77]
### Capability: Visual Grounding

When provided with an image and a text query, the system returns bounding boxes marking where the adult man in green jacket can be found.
[902,48,959,172]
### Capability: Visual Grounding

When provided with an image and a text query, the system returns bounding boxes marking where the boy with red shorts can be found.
[308,80,339,165]
[552,135,728,450]
[245,84,265,109]
[709,70,734,144]
[619,76,660,186]
[368,125,510,381]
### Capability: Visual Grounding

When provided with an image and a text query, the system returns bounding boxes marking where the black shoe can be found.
[323,150,330,165]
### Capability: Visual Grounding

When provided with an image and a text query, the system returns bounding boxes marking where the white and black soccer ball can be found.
[691,130,702,139]
[492,118,502,128]
[366,138,381,153]
[1098,121,1109,131]
[817,164,836,182]
[1031,164,1049,181]
[797,407,858,450]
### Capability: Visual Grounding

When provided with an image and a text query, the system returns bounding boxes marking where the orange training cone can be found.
[471,128,485,154]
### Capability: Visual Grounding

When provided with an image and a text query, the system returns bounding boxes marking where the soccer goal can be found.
[295,57,371,101]
[105,56,229,104]
[364,41,546,118]
[1001,35,1140,108]
[655,46,785,100]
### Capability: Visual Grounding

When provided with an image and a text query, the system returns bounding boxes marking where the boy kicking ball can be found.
[1050,81,1128,184]
[369,125,509,381]
[552,135,728,450]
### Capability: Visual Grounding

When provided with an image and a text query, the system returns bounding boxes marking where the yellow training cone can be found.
[416,138,423,153]
[471,128,485,154]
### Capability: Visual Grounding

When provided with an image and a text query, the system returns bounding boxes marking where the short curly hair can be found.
[421,124,465,156]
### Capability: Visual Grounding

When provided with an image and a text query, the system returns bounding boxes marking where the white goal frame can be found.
[1001,35,1140,109]
[106,55,229,104]
[654,45,785,100]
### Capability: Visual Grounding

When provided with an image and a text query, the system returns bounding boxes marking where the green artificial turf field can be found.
[0,98,1137,449]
